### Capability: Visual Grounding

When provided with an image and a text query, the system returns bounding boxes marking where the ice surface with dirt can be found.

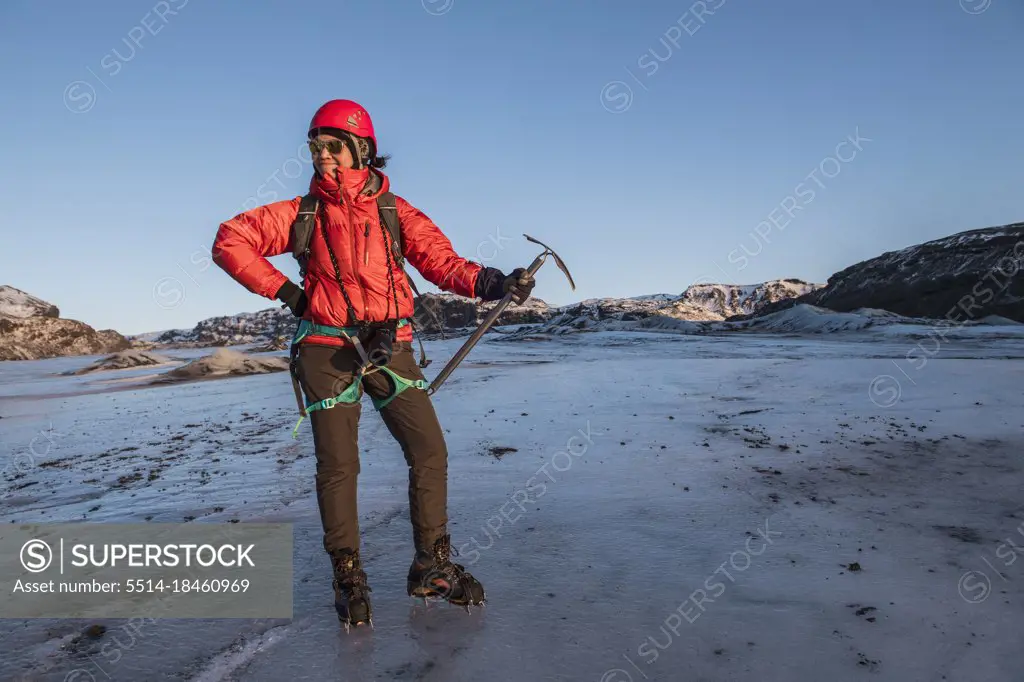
[1,324,1023,682]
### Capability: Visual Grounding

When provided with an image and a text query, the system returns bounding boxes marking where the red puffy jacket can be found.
[212,166,482,347]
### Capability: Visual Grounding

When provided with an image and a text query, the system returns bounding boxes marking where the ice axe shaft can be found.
[426,234,575,396]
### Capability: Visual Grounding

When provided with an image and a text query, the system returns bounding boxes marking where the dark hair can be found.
[364,136,389,169]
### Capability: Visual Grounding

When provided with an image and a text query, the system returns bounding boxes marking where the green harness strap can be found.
[289,318,427,438]
[370,367,429,411]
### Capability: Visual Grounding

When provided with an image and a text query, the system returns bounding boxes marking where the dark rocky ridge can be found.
[731,222,1024,323]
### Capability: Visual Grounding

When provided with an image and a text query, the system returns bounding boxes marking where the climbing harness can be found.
[288,319,429,438]
[285,185,436,438]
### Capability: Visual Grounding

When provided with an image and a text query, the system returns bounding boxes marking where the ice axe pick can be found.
[426,234,576,396]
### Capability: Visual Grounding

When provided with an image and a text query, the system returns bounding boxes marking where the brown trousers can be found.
[296,342,448,555]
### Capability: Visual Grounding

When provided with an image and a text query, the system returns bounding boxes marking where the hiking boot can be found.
[407,534,485,608]
[329,548,372,630]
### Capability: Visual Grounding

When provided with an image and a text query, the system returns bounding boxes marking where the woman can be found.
[212,99,535,629]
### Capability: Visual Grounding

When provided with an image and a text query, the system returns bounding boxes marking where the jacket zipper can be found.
[345,200,368,322]
[364,221,370,266]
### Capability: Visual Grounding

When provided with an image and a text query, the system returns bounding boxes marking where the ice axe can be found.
[426,234,576,396]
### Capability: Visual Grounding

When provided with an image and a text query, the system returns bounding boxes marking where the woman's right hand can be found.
[275,280,308,317]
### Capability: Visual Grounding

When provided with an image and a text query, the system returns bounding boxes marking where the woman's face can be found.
[310,134,354,177]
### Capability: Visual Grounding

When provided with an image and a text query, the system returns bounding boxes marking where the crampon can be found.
[407,534,485,612]
[330,548,373,632]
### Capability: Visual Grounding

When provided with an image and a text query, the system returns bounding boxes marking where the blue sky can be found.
[1,0,1022,335]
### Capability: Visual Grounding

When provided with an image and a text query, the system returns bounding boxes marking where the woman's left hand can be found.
[502,268,536,304]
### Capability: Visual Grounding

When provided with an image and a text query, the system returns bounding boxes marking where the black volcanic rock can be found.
[413,294,479,333]
[731,222,1024,323]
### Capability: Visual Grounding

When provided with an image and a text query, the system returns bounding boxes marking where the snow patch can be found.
[626,293,679,302]
[976,315,1023,326]
[0,285,59,319]
[715,304,889,333]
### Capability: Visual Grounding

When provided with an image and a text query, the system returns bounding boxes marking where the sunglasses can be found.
[308,137,348,155]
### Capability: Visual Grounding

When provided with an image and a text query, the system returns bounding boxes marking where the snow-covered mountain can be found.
[498,280,821,337]
[129,328,188,343]
[670,279,823,320]
[741,222,1024,323]
[0,285,60,319]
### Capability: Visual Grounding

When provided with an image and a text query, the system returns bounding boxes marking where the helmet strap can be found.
[350,135,372,169]
[343,134,363,170]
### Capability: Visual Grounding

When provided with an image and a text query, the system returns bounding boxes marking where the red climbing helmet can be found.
[308,99,377,150]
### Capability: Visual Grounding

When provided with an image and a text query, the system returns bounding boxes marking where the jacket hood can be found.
[310,166,389,204]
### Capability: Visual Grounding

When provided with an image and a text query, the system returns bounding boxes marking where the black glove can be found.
[275,280,308,317]
[475,267,535,304]
[503,267,536,304]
